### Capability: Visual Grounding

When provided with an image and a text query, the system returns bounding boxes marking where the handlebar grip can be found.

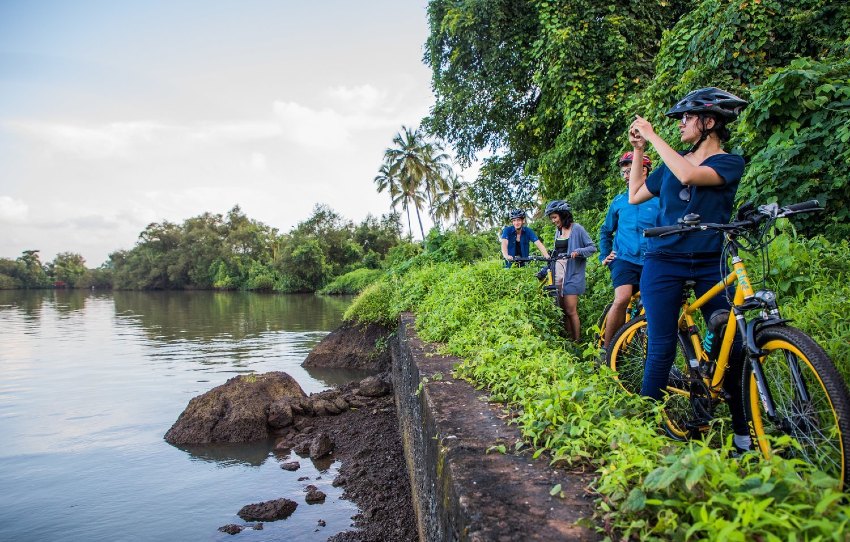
[784,200,821,213]
[643,225,688,238]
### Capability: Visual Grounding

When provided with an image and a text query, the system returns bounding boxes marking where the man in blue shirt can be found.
[599,152,658,349]
[500,209,550,267]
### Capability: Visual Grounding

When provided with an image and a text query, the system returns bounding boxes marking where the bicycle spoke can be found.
[746,327,850,489]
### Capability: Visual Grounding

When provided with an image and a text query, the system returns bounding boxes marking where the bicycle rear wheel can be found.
[607,316,691,439]
[743,325,850,490]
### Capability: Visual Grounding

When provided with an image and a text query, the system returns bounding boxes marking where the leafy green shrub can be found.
[383,241,424,270]
[343,279,399,327]
[347,248,850,539]
[0,273,22,289]
[737,57,850,239]
[245,261,277,291]
[423,228,495,263]
[319,268,384,295]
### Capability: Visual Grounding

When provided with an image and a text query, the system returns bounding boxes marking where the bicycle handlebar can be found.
[642,200,823,238]
[511,255,561,262]
[784,199,821,213]
[643,224,689,238]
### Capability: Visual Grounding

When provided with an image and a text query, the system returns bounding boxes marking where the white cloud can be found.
[271,84,422,151]
[188,122,282,143]
[249,152,267,171]
[326,84,388,111]
[6,121,170,159]
[272,101,351,149]
[3,119,285,161]
[0,196,29,223]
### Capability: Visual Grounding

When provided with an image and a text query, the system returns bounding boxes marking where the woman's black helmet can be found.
[508,209,526,220]
[544,200,571,216]
[665,87,748,120]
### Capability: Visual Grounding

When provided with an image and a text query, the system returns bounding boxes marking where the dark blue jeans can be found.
[640,252,748,435]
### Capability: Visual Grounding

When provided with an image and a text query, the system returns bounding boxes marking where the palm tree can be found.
[459,196,484,233]
[378,127,425,239]
[373,163,401,212]
[433,172,469,228]
[419,141,452,219]
[390,177,425,240]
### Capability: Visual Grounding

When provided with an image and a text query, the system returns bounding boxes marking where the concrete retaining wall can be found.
[392,313,598,542]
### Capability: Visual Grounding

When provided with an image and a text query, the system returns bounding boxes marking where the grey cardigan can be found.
[555,223,597,295]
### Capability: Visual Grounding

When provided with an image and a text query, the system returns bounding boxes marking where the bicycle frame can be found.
[670,238,792,428]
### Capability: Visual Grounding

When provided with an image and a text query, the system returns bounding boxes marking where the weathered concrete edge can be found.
[392,313,599,542]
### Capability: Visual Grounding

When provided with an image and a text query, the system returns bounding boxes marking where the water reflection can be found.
[112,291,352,342]
[178,441,274,467]
[0,289,49,320]
[304,367,379,387]
[0,289,359,542]
[177,440,338,473]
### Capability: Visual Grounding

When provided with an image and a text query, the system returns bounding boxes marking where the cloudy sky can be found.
[0,0,442,266]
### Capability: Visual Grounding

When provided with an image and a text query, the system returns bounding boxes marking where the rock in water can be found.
[164,372,306,444]
[218,524,244,535]
[302,322,392,371]
[309,432,335,459]
[305,485,327,504]
[238,498,298,521]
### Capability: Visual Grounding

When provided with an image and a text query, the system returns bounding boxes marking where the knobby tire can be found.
[743,325,850,490]
[606,316,690,439]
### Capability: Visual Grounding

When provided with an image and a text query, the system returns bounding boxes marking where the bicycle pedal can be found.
[685,419,711,432]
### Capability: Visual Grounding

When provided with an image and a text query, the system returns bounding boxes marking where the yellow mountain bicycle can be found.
[606,200,850,489]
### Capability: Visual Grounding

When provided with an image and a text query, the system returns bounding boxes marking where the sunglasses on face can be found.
[679,112,698,126]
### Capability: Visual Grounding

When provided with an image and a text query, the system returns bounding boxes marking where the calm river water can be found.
[0,289,372,542]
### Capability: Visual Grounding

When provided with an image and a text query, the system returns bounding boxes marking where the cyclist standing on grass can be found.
[626,87,753,453]
[545,200,597,342]
[500,209,550,267]
[599,152,659,352]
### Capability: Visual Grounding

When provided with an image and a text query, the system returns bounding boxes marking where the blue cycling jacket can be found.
[598,192,659,266]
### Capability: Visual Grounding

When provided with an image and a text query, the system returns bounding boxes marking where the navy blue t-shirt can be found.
[645,153,745,254]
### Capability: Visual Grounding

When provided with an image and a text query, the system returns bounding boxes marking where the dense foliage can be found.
[0,250,112,290]
[2,205,405,293]
[106,205,404,292]
[424,0,850,233]
[345,230,850,539]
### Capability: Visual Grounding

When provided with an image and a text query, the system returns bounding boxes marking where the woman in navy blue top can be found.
[500,209,550,267]
[626,87,753,453]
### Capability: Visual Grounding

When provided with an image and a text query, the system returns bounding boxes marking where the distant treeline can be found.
[1,204,484,293]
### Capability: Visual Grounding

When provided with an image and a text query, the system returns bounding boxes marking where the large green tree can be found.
[16,250,50,288]
[52,252,87,287]
[423,0,850,240]
[424,0,688,209]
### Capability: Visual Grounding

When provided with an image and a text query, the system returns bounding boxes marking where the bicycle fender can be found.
[745,317,792,354]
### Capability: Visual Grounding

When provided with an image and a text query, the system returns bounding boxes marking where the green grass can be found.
[318,267,384,295]
[344,238,850,540]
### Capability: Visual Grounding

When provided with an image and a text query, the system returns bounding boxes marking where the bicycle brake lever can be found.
[757,202,780,218]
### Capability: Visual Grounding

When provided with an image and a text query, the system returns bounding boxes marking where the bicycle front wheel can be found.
[743,325,850,490]
[607,316,691,439]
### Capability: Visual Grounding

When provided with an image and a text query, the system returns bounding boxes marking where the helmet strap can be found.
[687,116,713,153]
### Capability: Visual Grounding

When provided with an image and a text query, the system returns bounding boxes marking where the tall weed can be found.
[346,253,850,539]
